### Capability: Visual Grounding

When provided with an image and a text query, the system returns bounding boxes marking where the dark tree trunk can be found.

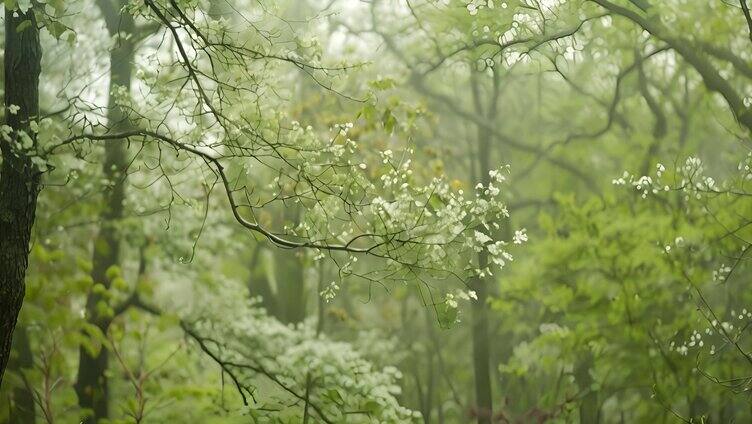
[272,206,306,324]
[275,248,306,324]
[575,352,599,424]
[74,10,134,421]
[470,252,492,424]
[7,326,36,423]
[0,6,42,386]
[247,248,278,315]
[469,71,496,424]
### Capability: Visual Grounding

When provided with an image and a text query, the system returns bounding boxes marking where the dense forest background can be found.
[2,0,752,422]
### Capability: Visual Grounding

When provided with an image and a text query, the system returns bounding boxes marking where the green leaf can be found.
[437,304,458,328]
[325,389,344,405]
[46,21,67,40]
[363,400,381,413]
[105,265,121,281]
[382,109,397,134]
[361,103,376,123]
[15,19,31,33]
[369,77,396,91]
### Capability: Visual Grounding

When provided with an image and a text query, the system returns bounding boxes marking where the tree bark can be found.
[247,247,278,315]
[7,325,36,423]
[470,253,493,424]
[575,352,599,424]
[74,7,133,421]
[468,70,497,424]
[0,6,42,386]
[275,247,306,324]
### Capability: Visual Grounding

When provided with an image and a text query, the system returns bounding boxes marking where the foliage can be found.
[4,0,752,423]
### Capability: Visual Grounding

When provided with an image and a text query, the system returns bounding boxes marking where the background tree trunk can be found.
[0,6,42,386]
[470,253,493,424]
[247,247,278,314]
[575,352,600,423]
[74,9,134,421]
[7,326,36,423]
[468,70,499,424]
[275,246,307,324]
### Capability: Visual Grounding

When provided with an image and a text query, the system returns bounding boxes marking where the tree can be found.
[0,4,42,385]
[0,0,516,390]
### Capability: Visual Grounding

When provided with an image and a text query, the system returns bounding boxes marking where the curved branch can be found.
[591,0,752,133]
[52,130,377,253]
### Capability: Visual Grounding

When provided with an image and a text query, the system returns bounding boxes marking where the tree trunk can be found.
[247,247,278,314]
[469,190,493,423]
[469,71,495,424]
[470,254,493,424]
[74,13,134,421]
[275,248,306,324]
[7,326,36,423]
[273,205,306,324]
[0,6,42,386]
[575,352,599,424]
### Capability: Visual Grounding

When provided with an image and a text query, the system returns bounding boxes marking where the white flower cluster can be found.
[613,158,723,200]
[712,264,732,282]
[319,281,340,303]
[186,294,421,422]
[290,135,518,285]
[662,236,685,254]
[1,117,53,172]
[738,152,752,177]
[612,163,670,198]
[467,168,523,275]
[669,310,752,358]
[466,0,500,16]
[669,329,707,356]
[442,289,478,324]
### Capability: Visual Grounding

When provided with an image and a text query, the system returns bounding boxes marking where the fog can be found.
[1,1,751,423]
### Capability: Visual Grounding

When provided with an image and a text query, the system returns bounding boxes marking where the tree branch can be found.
[591,0,752,133]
